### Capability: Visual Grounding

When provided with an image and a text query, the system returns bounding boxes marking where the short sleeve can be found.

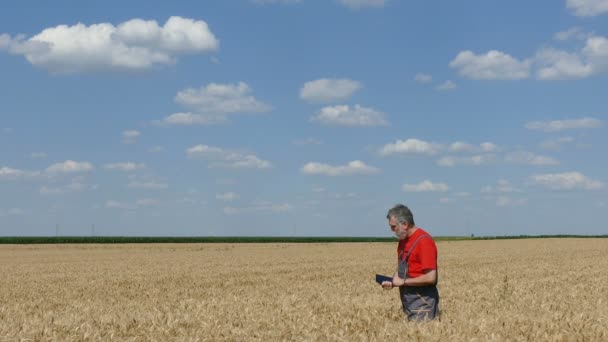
[417,238,437,272]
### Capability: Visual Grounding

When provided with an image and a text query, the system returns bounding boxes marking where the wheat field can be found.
[1,239,607,341]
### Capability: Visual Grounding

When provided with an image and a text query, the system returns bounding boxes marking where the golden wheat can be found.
[0,239,607,341]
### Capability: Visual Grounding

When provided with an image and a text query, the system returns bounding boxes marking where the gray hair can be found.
[386,204,415,226]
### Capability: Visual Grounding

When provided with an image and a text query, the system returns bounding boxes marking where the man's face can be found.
[389,216,408,240]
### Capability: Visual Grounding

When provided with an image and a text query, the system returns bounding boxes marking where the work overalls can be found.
[397,234,439,321]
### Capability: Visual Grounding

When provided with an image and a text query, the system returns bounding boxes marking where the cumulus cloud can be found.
[0,208,26,217]
[379,138,440,156]
[525,117,603,131]
[0,16,219,74]
[300,78,362,103]
[530,171,604,190]
[481,142,498,152]
[0,166,42,180]
[496,196,528,207]
[122,130,140,144]
[504,151,560,166]
[40,181,88,195]
[481,179,522,193]
[554,27,592,41]
[450,50,531,80]
[104,162,145,171]
[46,160,94,174]
[535,35,608,79]
[216,192,239,202]
[414,73,432,83]
[250,0,301,4]
[127,181,168,189]
[161,82,271,125]
[436,80,456,91]
[337,0,386,9]
[187,144,271,169]
[301,160,380,176]
[540,137,576,150]
[311,104,388,126]
[566,0,608,16]
[449,142,475,153]
[30,152,47,159]
[224,201,293,215]
[436,154,497,167]
[402,180,449,192]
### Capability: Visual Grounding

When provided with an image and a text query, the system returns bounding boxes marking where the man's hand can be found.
[381,281,393,290]
[392,275,406,287]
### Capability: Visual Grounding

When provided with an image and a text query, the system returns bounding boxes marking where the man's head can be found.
[386,204,416,240]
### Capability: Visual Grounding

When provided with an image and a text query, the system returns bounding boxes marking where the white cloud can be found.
[136,198,160,206]
[40,181,87,195]
[535,35,608,79]
[216,192,239,202]
[450,50,531,80]
[300,78,362,103]
[175,82,270,114]
[0,167,26,179]
[311,104,388,126]
[30,152,47,159]
[0,166,42,180]
[525,117,603,131]
[504,151,560,166]
[161,112,227,125]
[251,0,301,4]
[0,208,25,217]
[0,17,218,74]
[554,27,591,41]
[46,160,94,174]
[301,160,380,176]
[107,198,161,209]
[149,146,165,153]
[33,18,212,69]
[104,162,145,171]
[436,80,456,91]
[566,0,608,16]
[481,179,522,193]
[293,137,322,146]
[379,138,440,156]
[105,200,134,209]
[162,82,271,125]
[436,154,496,167]
[187,144,271,169]
[535,48,593,79]
[530,171,604,190]
[403,180,449,192]
[224,202,293,215]
[449,142,475,153]
[414,73,432,83]
[481,142,498,152]
[540,137,575,150]
[127,181,168,189]
[122,130,140,143]
[496,196,528,207]
[337,0,386,9]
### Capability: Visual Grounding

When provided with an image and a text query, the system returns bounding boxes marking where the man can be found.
[381,204,439,321]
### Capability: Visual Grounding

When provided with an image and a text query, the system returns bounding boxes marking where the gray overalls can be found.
[397,234,439,321]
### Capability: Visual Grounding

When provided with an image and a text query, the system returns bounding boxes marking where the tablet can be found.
[375,274,393,285]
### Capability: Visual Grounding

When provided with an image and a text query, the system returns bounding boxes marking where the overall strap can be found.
[399,234,431,261]
[405,234,431,262]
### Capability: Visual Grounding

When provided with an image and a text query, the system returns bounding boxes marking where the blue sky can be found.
[1,0,607,237]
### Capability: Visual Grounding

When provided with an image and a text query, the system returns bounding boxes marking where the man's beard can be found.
[394,227,407,240]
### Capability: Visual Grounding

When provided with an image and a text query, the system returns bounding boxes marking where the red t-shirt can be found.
[397,228,437,278]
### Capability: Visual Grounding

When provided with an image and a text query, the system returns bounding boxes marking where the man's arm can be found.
[403,269,436,287]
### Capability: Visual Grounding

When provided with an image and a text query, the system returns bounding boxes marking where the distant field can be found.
[1,239,607,340]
